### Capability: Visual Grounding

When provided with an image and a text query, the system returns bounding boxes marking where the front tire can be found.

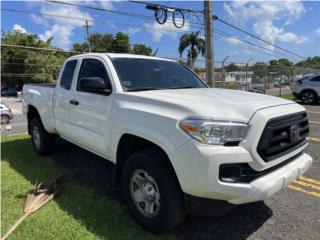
[301,90,317,104]
[30,117,55,155]
[121,148,186,233]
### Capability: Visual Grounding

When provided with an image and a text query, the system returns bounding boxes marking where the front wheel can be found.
[301,90,317,104]
[121,149,186,233]
[30,117,55,155]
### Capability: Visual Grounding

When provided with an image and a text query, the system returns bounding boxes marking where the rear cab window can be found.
[60,60,78,90]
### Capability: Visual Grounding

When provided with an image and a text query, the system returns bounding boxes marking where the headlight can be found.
[179,119,249,145]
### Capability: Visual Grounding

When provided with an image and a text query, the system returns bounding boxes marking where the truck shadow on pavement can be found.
[4,137,273,239]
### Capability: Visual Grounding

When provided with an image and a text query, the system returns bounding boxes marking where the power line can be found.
[1,44,80,53]
[215,17,306,60]
[2,8,203,36]
[48,0,204,27]
[129,0,203,13]
[214,29,301,62]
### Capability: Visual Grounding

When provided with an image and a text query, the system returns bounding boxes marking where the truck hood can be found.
[124,88,295,123]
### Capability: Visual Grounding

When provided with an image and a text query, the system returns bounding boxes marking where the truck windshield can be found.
[112,58,207,91]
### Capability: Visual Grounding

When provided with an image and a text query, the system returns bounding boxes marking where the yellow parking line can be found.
[299,176,320,186]
[288,185,320,197]
[307,136,320,142]
[307,111,320,114]
[309,121,320,125]
[293,180,320,191]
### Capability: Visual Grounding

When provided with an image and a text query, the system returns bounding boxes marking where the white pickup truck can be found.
[23,53,313,232]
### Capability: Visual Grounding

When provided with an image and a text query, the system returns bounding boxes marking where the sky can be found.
[1,0,320,65]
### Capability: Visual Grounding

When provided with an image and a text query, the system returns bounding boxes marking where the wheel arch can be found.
[26,105,41,135]
[301,88,318,97]
[113,133,181,190]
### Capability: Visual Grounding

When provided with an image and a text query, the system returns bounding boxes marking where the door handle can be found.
[70,99,79,105]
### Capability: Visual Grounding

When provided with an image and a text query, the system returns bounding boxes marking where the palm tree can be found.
[178,31,205,70]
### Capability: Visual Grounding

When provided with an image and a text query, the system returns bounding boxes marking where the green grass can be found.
[279,93,294,100]
[1,135,174,240]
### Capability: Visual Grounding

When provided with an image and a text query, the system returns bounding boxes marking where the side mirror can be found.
[78,77,111,94]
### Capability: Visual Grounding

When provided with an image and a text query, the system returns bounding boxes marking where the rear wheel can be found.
[121,148,186,233]
[1,115,10,124]
[30,117,55,155]
[301,90,317,104]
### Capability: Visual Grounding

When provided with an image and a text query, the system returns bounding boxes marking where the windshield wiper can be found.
[126,87,164,92]
[169,85,196,89]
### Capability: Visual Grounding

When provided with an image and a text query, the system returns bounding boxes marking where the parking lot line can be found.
[298,176,320,186]
[287,185,320,197]
[307,136,320,142]
[309,121,320,125]
[293,180,320,191]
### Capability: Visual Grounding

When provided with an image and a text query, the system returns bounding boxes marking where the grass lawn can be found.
[1,135,174,240]
[279,93,294,100]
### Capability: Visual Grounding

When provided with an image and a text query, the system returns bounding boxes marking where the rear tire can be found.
[121,148,186,233]
[301,90,317,104]
[1,115,10,124]
[30,117,55,155]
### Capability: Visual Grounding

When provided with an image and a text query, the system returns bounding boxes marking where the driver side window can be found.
[77,59,112,92]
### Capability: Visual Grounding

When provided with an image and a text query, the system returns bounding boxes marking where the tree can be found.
[72,33,113,53]
[178,31,205,69]
[111,32,130,53]
[1,31,66,88]
[225,63,240,72]
[295,56,320,69]
[132,44,152,56]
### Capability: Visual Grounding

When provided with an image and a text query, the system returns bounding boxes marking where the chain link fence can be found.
[2,57,320,136]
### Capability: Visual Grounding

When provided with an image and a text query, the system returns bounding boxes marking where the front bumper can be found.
[170,140,312,205]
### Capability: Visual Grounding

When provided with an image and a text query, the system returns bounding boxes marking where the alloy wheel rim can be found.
[129,169,160,217]
[302,92,314,103]
[33,126,41,149]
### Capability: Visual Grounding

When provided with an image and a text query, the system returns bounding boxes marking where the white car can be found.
[0,103,14,124]
[293,74,320,104]
[22,53,313,232]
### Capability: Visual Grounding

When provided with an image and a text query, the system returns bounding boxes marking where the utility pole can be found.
[245,57,252,91]
[204,0,214,87]
[83,20,92,52]
[222,56,229,88]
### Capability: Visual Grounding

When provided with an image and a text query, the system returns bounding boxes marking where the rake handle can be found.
[1,212,30,240]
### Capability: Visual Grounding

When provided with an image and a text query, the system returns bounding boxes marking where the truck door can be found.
[69,57,113,158]
[53,59,78,139]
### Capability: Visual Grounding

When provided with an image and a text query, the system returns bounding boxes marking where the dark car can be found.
[1,88,18,97]
[249,86,266,94]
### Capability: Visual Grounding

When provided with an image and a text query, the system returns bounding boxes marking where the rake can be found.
[1,173,72,240]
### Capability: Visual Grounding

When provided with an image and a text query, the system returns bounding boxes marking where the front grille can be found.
[257,112,309,161]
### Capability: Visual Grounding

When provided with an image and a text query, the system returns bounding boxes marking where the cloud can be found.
[315,28,320,35]
[12,24,27,33]
[222,36,243,45]
[100,0,114,10]
[29,14,49,27]
[223,1,307,47]
[39,24,72,47]
[144,21,191,42]
[33,2,94,49]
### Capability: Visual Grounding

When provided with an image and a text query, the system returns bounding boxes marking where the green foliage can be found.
[111,32,130,53]
[72,33,113,53]
[1,31,66,88]
[225,63,240,72]
[178,31,205,69]
[295,56,320,69]
[132,44,152,56]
